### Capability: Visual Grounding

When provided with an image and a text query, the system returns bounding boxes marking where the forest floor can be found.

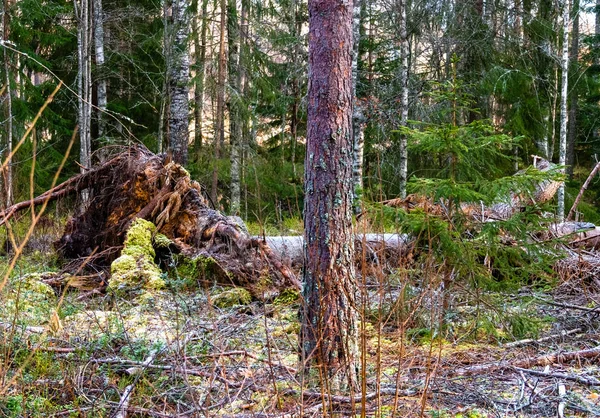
[1,222,600,418]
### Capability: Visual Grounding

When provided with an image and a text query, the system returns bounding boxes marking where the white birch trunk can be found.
[398,0,409,198]
[93,0,107,138]
[557,0,570,221]
[75,0,92,204]
[168,0,190,165]
[193,0,209,154]
[351,0,365,211]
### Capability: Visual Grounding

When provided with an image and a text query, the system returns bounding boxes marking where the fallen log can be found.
[454,345,600,376]
[383,156,561,221]
[263,233,412,266]
[0,146,299,297]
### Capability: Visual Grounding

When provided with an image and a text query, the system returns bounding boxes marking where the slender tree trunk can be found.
[566,0,578,179]
[1,0,13,206]
[194,0,209,155]
[557,0,570,221]
[168,0,190,165]
[398,0,409,198]
[211,0,227,205]
[228,0,242,214]
[352,0,365,212]
[301,0,357,390]
[75,0,92,203]
[93,0,107,138]
[289,0,301,179]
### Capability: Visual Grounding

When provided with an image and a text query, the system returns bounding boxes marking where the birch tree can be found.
[75,0,92,193]
[557,0,570,221]
[352,0,365,211]
[566,0,579,179]
[193,0,209,154]
[301,0,357,389]
[398,0,409,198]
[93,0,106,138]
[168,0,190,165]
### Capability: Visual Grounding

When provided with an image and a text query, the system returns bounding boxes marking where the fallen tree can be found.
[0,146,299,298]
[1,148,598,294]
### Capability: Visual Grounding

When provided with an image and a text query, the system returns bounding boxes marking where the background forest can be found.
[2,0,600,416]
[1,0,600,223]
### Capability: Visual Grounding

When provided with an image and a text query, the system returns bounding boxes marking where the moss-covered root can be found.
[109,218,165,296]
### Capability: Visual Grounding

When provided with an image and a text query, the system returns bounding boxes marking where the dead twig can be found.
[567,160,600,221]
[503,328,583,348]
[454,345,600,376]
[514,367,600,386]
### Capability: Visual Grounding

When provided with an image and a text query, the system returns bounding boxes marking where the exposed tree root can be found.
[0,146,299,297]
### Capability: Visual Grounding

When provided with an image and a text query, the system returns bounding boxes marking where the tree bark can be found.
[301,0,358,390]
[167,0,190,166]
[93,0,107,139]
[75,0,92,201]
[193,0,209,154]
[228,0,242,214]
[1,0,13,206]
[398,0,409,198]
[352,0,365,212]
[566,0,579,179]
[557,0,570,221]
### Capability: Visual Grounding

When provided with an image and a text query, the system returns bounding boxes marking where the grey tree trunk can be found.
[93,0,107,138]
[1,0,13,206]
[557,0,570,221]
[398,0,409,198]
[301,0,357,390]
[228,0,242,214]
[352,0,365,212]
[193,0,209,154]
[211,0,227,205]
[168,0,190,166]
[75,0,92,203]
[566,0,579,179]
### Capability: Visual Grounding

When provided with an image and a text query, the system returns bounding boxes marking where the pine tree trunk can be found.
[352,0,365,211]
[557,0,570,221]
[301,0,358,390]
[93,0,107,138]
[566,0,578,179]
[168,0,190,166]
[211,0,227,205]
[228,0,242,214]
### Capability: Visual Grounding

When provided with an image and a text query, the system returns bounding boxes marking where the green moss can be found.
[273,288,300,305]
[0,273,57,326]
[109,219,165,296]
[169,254,220,290]
[153,233,172,249]
[213,287,252,308]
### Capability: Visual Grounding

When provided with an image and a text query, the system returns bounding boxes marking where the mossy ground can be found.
[1,217,600,417]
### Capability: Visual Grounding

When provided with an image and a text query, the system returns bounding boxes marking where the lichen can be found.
[0,273,57,327]
[213,287,252,308]
[109,219,165,295]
